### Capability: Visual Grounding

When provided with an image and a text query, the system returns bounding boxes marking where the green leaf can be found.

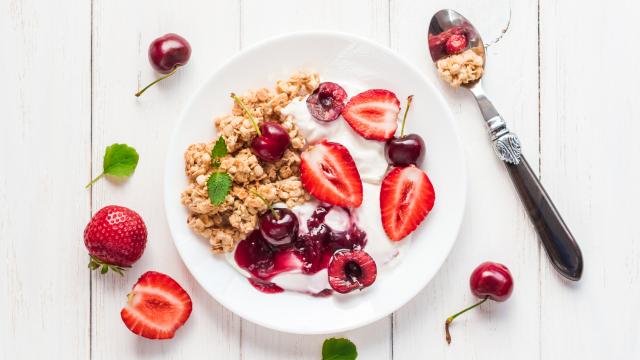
[207,172,232,205]
[211,137,228,161]
[322,338,357,360]
[103,143,139,177]
[86,143,139,188]
[100,265,109,274]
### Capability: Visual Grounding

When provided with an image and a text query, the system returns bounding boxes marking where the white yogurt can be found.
[281,97,388,184]
[226,81,411,295]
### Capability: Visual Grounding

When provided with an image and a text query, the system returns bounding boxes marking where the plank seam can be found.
[537,0,543,359]
[89,0,94,358]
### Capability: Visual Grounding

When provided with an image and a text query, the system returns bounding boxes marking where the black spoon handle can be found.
[505,155,583,280]
[469,83,583,280]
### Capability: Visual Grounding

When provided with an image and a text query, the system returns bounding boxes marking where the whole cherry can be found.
[384,95,426,166]
[231,93,291,162]
[444,261,514,344]
[135,33,192,97]
[260,208,299,247]
[253,191,298,247]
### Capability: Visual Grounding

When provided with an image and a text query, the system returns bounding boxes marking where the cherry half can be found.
[384,95,426,166]
[445,33,468,55]
[231,93,291,162]
[135,33,192,97]
[444,261,514,344]
[306,82,348,122]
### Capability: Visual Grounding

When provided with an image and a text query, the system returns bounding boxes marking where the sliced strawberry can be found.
[342,89,401,141]
[300,141,363,207]
[120,271,192,340]
[380,165,435,241]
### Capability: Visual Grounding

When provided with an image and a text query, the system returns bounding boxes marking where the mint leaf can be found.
[211,137,228,161]
[86,144,139,188]
[207,172,232,205]
[103,144,139,177]
[322,338,357,360]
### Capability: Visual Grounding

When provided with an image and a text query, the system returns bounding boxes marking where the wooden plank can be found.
[239,1,392,359]
[539,0,640,358]
[90,1,242,358]
[391,0,541,358]
[0,0,91,358]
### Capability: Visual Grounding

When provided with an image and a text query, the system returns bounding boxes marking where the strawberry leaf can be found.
[88,255,129,276]
[207,172,232,205]
[322,338,357,360]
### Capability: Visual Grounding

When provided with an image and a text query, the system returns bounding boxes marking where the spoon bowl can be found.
[428,9,485,87]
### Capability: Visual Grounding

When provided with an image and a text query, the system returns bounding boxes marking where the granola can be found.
[181,71,319,253]
[436,47,484,87]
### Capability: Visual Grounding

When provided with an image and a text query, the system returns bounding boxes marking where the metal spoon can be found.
[428,9,583,281]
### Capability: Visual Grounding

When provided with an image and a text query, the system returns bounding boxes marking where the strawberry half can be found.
[342,89,401,141]
[380,165,435,241]
[300,141,363,207]
[121,271,193,340]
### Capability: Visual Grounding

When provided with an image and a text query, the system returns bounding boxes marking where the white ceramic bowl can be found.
[164,31,466,334]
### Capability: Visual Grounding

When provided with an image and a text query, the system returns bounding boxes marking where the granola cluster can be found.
[436,47,484,87]
[181,71,319,253]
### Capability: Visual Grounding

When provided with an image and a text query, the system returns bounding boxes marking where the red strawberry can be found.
[121,271,192,340]
[84,205,147,274]
[380,165,435,241]
[300,141,363,207]
[342,89,401,141]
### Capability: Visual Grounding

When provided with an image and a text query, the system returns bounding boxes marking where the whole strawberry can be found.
[84,205,147,274]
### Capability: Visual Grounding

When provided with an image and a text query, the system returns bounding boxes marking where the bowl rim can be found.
[164,30,468,334]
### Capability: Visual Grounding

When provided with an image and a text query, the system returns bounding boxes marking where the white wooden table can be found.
[2,0,638,358]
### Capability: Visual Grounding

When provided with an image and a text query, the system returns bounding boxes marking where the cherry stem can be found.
[135,66,180,97]
[85,172,104,189]
[444,296,489,345]
[230,93,262,136]
[399,95,414,137]
[251,190,279,219]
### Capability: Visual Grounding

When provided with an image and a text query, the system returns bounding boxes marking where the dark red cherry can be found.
[148,33,192,74]
[469,261,514,302]
[384,95,424,166]
[230,93,291,162]
[384,133,425,166]
[260,208,299,247]
[445,262,514,345]
[135,33,191,97]
[251,122,291,162]
[306,82,348,122]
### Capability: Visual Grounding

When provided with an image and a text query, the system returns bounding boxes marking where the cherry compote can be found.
[234,204,367,294]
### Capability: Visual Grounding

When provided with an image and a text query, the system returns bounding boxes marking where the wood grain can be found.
[391,0,541,358]
[0,0,91,358]
[90,1,241,359]
[539,0,640,358]
[1,0,639,358]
